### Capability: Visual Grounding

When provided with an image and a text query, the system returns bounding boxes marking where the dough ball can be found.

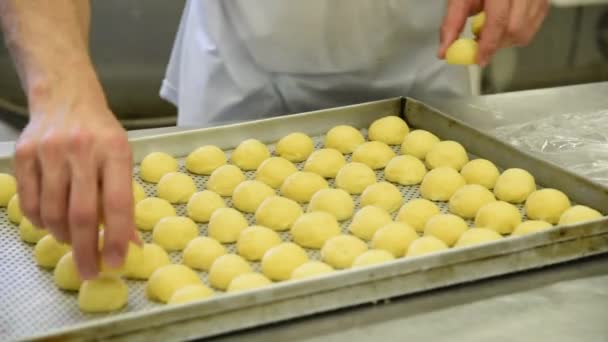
[261,242,309,281]
[207,164,246,197]
[400,130,440,160]
[231,139,270,170]
[152,216,199,251]
[371,222,419,257]
[182,237,227,271]
[124,243,170,280]
[396,199,441,233]
[78,275,128,313]
[232,180,276,213]
[454,228,502,248]
[352,141,396,170]
[324,125,365,154]
[54,252,82,291]
[133,181,146,204]
[475,201,522,234]
[461,159,500,190]
[169,284,214,305]
[291,212,341,249]
[208,208,248,243]
[276,132,315,162]
[280,171,328,203]
[446,38,479,65]
[308,188,354,221]
[335,162,377,195]
[98,241,144,277]
[368,116,410,145]
[304,148,346,178]
[157,172,197,204]
[209,254,253,290]
[494,168,536,204]
[186,145,227,175]
[425,141,469,171]
[321,235,368,269]
[291,261,335,280]
[255,157,298,189]
[0,173,16,207]
[255,196,303,231]
[525,189,571,224]
[512,220,553,236]
[559,205,603,225]
[406,236,449,257]
[360,182,403,213]
[471,11,486,36]
[448,184,496,219]
[348,205,393,241]
[34,234,71,269]
[352,249,395,268]
[19,217,48,244]
[146,264,202,303]
[135,197,176,231]
[237,226,282,261]
[424,214,468,247]
[139,152,178,183]
[227,273,272,293]
[187,190,226,223]
[7,194,23,224]
[385,155,427,185]
[420,167,466,201]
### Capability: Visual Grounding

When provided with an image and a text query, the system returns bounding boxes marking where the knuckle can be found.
[40,133,66,155]
[14,141,37,162]
[68,129,94,152]
[70,206,97,227]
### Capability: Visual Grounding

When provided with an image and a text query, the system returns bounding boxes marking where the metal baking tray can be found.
[1,98,607,341]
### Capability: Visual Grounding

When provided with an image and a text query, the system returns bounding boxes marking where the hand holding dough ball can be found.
[424,214,468,247]
[349,205,393,241]
[371,222,419,257]
[135,197,176,231]
[512,220,552,236]
[420,167,466,201]
[475,201,521,234]
[454,228,502,248]
[525,189,571,224]
[262,243,309,281]
[209,254,253,290]
[255,157,298,189]
[471,12,486,36]
[406,236,448,257]
[308,188,354,221]
[186,145,227,175]
[396,199,440,233]
[425,141,469,171]
[78,275,128,313]
[54,252,82,291]
[385,155,427,185]
[449,184,496,219]
[494,168,536,204]
[157,172,197,204]
[400,130,440,160]
[35,235,71,269]
[124,243,170,280]
[291,261,335,280]
[187,190,226,223]
[132,181,146,204]
[280,171,328,203]
[352,249,395,268]
[352,141,396,170]
[321,235,368,269]
[559,205,603,225]
[368,116,410,145]
[276,132,314,162]
[324,125,365,153]
[445,38,479,65]
[335,162,377,194]
[460,159,500,189]
[255,196,303,231]
[169,284,214,304]
[0,173,16,206]
[291,211,341,249]
[304,148,346,178]
[139,152,178,183]
[360,182,403,213]
[19,218,48,243]
[146,264,202,303]
[232,180,275,213]
[7,194,23,224]
[231,139,270,170]
[208,208,248,243]
[227,273,272,293]
[182,237,227,271]
[207,164,246,196]
[237,226,282,261]
[152,216,199,251]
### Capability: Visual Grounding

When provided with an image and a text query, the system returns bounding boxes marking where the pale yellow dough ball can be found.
[425,141,469,171]
[454,228,502,248]
[406,236,449,257]
[227,273,272,293]
[494,168,536,204]
[124,243,171,280]
[368,116,410,145]
[321,235,368,269]
[291,212,341,249]
[400,130,440,160]
[262,242,309,281]
[7,194,23,224]
[335,162,377,195]
[19,218,47,244]
[209,254,253,290]
[207,164,246,197]
[525,189,571,224]
[98,242,144,278]
[146,264,202,303]
[291,261,335,280]
[352,249,395,268]
[208,208,248,243]
[280,171,328,203]
[78,275,128,313]
[276,132,315,162]
[396,199,441,233]
[182,237,227,271]
[255,196,303,231]
[308,188,354,221]
[304,148,346,178]
[324,125,365,154]
[54,252,82,291]
[169,284,214,304]
[512,220,553,236]
[559,205,603,225]
[187,190,226,223]
[420,167,466,202]
[461,159,500,189]
[475,201,522,234]
[371,222,419,257]
[231,139,270,170]
[157,172,197,204]
[135,197,176,231]
[34,234,71,269]
[424,214,468,247]
[255,157,298,189]
[360,182,403,213]
[0,173,16,207]
[446,38,479,65]
[385,155,427,185]
[139,152,178,183]
[472,12,486,36]
[237,226,282,261]
[232,180,276,213]
[133,181,146,204]
[352,141,396,170]
[153,216,199,251]
[349,205,393,241]
[449,184,496,219]
[186,145,227,175]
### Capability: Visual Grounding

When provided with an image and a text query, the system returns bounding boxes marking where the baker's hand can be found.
[438,0,549,66]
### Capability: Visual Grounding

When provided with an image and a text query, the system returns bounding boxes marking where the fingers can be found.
[13,139,42,227]
[477,0,512,66]
[439,0,473,58]
[506,0,533,46]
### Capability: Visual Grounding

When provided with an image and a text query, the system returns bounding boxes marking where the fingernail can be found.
[80,266,98,281]
[105,248,125,268]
